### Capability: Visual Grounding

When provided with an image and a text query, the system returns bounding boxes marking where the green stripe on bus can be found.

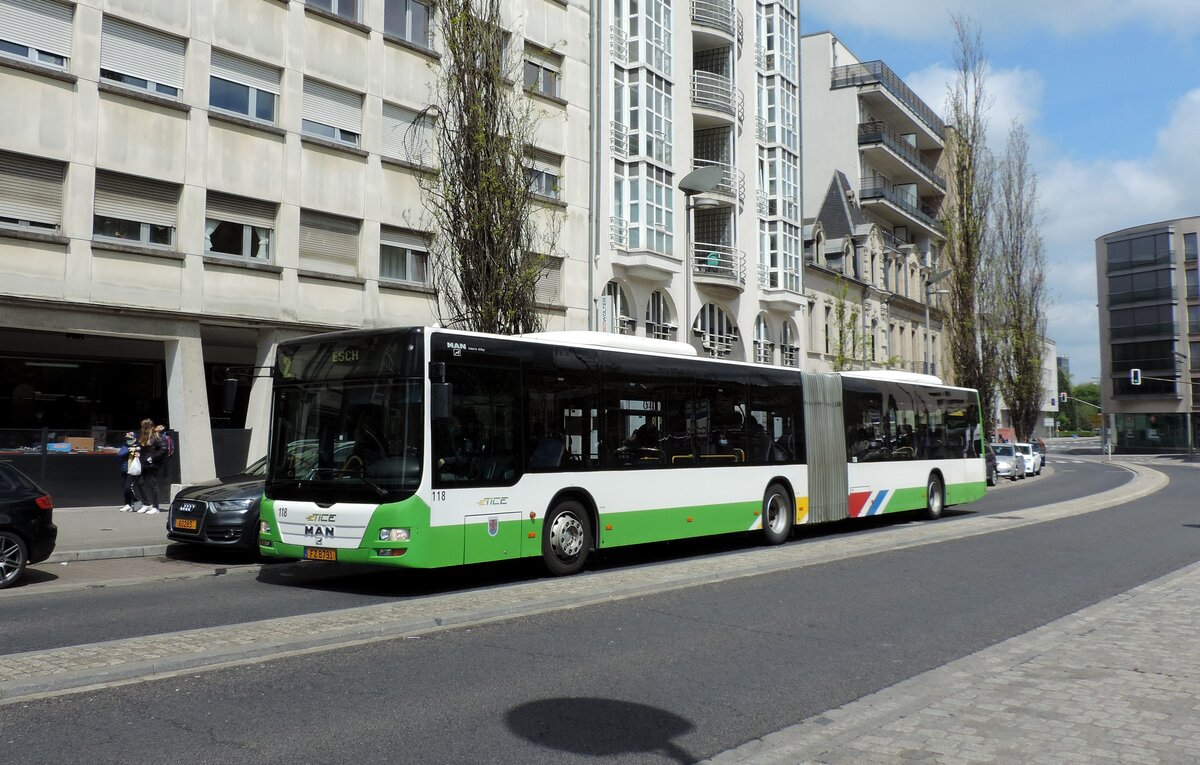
[882,485,928,513]
[597,500,761,547]
[947,481,986,505]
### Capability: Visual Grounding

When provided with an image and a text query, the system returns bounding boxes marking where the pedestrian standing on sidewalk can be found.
[117,431,143,512]
[134,418,164,514]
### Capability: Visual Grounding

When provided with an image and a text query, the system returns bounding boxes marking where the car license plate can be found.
[305,547,337,561]
[173,518,198,531]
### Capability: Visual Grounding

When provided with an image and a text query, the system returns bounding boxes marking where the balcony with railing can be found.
[859,176,940,233]
[858,121,946,192]
[831,60,945,140]
[691,158,745,206]
[610,121,628,158]
[692,242,746,292]
[692,71,744,124]
[691,0,737,40]
[757,263,804,310]
[610,25,629,64]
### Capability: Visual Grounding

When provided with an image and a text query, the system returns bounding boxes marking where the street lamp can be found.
[677,166,724,337]
[924,267,951,376]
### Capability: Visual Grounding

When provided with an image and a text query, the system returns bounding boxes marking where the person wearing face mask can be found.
[117,431,144,512]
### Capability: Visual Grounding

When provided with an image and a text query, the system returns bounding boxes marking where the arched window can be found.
[695,303,739,358]
[602,280,634,335]
[754,315,774,364]
[781,321,799,367]
[645,290,675,340]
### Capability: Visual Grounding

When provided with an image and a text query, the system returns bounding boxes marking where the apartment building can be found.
[1096,217,1200,452]
[799,32,947,376]
[599,0,806,366]
[0,0,590,483]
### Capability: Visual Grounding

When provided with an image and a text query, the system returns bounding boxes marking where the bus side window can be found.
[434,364,521,486]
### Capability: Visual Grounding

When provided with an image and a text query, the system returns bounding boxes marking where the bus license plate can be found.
[305,547,337,561]
[173,518,198,530]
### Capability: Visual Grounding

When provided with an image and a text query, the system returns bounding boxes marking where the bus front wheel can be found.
[923,474,945,520]
[541,500,591,576]
[762,483,793,545]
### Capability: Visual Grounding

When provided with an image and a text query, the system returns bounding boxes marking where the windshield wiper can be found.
[306,467,389,498]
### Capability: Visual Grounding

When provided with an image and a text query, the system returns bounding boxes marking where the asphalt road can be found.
[6,457,1197,764]
[1,456,1128,654]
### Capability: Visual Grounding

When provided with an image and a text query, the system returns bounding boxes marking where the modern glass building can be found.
[1096,217,1200,452]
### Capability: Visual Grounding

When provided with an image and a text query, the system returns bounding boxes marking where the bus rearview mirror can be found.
[431,382,452,419]
[222,376,238,413]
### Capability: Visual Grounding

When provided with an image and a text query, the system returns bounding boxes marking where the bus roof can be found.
[519,330,699,357]
[840,370,945,386]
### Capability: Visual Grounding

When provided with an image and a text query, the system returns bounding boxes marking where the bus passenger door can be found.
[463,512,522,564]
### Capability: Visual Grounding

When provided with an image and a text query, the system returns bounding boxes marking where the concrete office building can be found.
[798,31,947,376]
[993,338,1060,439]
[0,0,591,487]
[1096,216,1200,452]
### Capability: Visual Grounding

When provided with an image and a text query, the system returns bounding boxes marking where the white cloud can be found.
[802,0,1200,41]
[904,64,1044,152]
[1039,89,1200,379]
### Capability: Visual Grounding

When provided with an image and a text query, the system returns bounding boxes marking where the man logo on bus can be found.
[305,525,334,537]
[488,517,499,537]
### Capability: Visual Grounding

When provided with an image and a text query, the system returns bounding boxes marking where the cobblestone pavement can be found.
[704,558,1200,765]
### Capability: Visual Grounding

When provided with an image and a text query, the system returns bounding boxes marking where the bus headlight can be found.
[260,521,271,534]
[379,528,410,542]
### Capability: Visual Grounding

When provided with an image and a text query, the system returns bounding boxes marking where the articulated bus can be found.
[258,327,986,575]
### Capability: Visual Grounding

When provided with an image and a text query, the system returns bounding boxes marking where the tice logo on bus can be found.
[477,497,508,507]
[306,513,337,523]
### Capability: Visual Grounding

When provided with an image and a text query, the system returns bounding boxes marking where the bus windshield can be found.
[265,379,424,503]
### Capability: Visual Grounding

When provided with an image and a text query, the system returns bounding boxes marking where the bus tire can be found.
[542,499,591,576]
[762,483,793,545]
[923,474,945,520]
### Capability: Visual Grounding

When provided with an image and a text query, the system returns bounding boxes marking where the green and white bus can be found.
[258,327,986,575]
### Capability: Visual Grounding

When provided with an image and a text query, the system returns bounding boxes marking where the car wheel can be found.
[0,530,29,590]
[541,499,591,576]
[762,483,793,545]
[922,474,945,520]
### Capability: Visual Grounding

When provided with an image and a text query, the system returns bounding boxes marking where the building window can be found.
[524,43,561,99]
[99,16,185,98]
[299,210,360,276]
[384,0,431,46]
[302,78,362,146]
[526,151,562,200]
[696,303,738,358]
[646,290,675,340]
[0,0,72,69]
[781,322,799,367]
[535,256,564,305]
[1186,232,1198,263]
[754,315,774,364]
[0,150,64,233]
[379,228,430,284]
[205,192,275,261]
[603,280,635,334]
[209,50,279,124]
[307,0,359,23]
[93,171,179,248]
[382,102,434,166]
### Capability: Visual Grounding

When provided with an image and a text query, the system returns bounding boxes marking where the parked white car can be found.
[992,443,1026,481]
[1015,442,1041,476]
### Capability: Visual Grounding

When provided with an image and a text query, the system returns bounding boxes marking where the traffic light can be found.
[1059,391,1067,403]
[1131,368,1142,386]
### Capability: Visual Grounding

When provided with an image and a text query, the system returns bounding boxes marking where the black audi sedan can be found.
[0,461,58,589]
[167,456,267,551]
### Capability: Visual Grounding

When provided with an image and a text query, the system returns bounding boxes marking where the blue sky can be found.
[800,0,1200,384]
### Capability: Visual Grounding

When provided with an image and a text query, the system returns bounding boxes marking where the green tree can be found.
[1073,382,1101,431]
[418,0,561,334]
[831,276,861,371]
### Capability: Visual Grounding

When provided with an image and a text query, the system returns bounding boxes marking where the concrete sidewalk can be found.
[46,505,173,562]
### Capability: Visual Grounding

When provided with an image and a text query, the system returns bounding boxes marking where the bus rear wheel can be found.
[923,474,945,520]
[542,500,591,576]
[762,483,793,545]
